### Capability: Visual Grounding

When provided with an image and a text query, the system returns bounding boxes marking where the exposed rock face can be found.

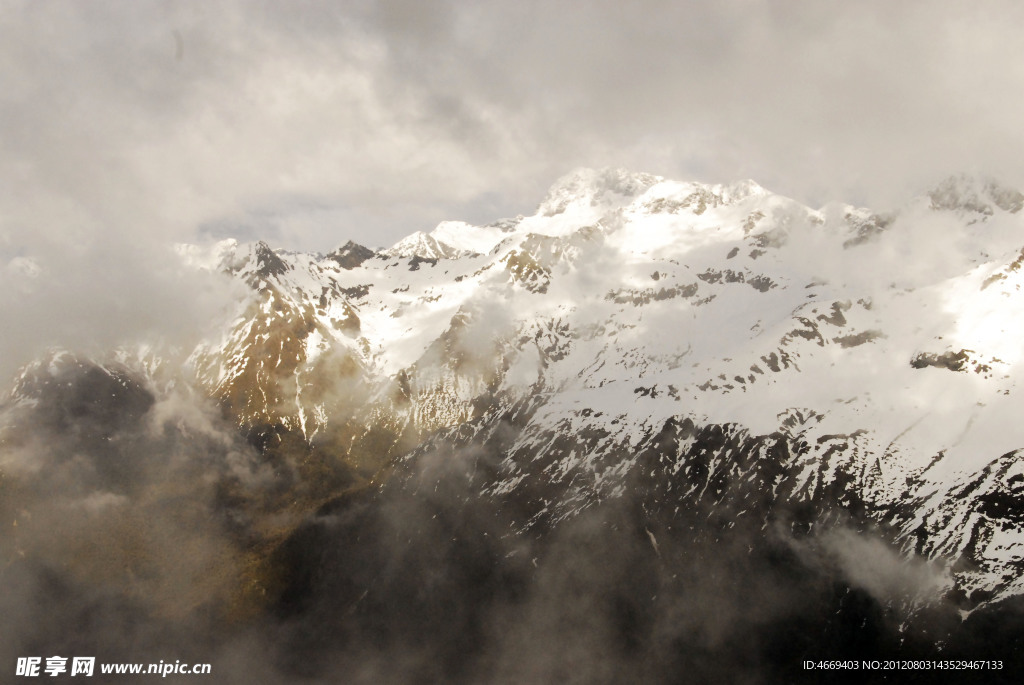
[327,240,376,270]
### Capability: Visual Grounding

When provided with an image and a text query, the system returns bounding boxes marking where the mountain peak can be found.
[538,167,663,216]
[928,174,1024,215]
[718,178,767,203]
[252,240,290,279]
[382,231,472,260]
[327,240,376,270]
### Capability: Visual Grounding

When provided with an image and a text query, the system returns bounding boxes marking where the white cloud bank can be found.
[2,0,1024,379]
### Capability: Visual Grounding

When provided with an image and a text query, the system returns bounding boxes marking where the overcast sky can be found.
[4,0,1024,252]
[2,0,1024,377]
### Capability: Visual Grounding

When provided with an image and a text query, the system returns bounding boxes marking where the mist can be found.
[1,350,1021,684]
[258,433,1002,684]
[0,351,287,682]
[4,2,1024,682]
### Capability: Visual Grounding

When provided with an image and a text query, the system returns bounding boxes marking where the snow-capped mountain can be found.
[176,168,1024,604]
[5,167,1024,679]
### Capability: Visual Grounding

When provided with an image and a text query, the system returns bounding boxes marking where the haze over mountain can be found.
[3,168,1024,682]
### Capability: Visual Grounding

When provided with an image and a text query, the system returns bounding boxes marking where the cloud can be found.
[4,1,1023,247]
[0,356,267,670]
[0,242,241,385]
[3,0,1024,379]
[820,527,951,603]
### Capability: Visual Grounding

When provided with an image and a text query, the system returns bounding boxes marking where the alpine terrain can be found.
[4,168,1024,683]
